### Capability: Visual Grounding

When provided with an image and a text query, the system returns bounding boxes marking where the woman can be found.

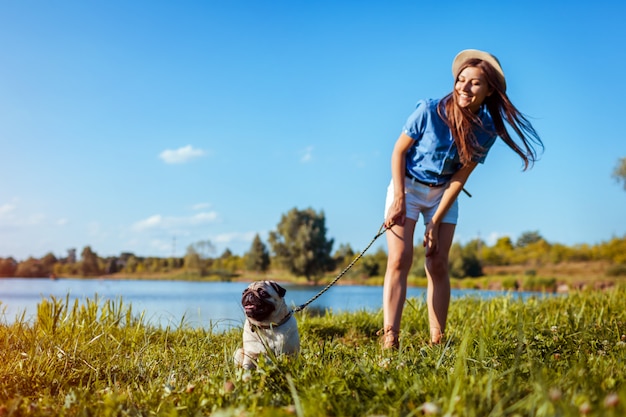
[381,49,543,348]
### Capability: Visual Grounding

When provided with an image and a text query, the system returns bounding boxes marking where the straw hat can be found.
[452,49,506,91]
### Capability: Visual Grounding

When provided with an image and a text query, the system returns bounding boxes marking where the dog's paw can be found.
[240,370,252,382]
[233,348,245,367]
[234,348,259,370]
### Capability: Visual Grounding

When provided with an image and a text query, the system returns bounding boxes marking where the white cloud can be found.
[133,215,164,231]
[148,238,174,253]
[0,202,16,218]
[159,145,206,164]
[0,199,45,226]
[191,212,219,223]
[132,212,219,232]
[485,231,505,246]
[300,146,313,163]
[214,231,257,245]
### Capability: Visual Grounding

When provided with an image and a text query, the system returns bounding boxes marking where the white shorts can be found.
[384,177,459,225]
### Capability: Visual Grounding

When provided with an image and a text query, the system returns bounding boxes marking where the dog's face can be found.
[241,280,288,323]
[235,280,299,369]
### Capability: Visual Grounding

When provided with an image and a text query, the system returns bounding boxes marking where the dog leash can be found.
[293,223,390,314]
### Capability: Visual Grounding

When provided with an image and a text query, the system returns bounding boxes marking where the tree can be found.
[449,241,483,278]
[184,240,215,276]
[409,244,428,278]
[184,245,202,275]
[80,246,101,276]
[41,253,58,272]
[124,255,139,273]
[358,247,388,278]
[516,231,544,248]
[220,249,233,260]
[268,207,334,283]
[66,248,77,263]
[246,234,270,273]
[195,240,215,259]
[0,257,17,277]
[105,258,119,274]
[14,257,47,278]
[333,243,355,271]
[613,157,626,190]
[481,236,515,265]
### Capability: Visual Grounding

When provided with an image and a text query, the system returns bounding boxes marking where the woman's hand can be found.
[385,196,406,228]
[423,222,440,256]
[385,132,414,229]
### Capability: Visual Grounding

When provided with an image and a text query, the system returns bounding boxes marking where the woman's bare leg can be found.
[424,222,456,344]
[382,218,416,347]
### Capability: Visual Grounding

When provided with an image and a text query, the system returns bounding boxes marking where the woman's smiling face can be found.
[454,66,492,113]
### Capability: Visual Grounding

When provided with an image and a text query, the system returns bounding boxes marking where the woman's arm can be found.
[384,132,415,228]
[424,161,478,256]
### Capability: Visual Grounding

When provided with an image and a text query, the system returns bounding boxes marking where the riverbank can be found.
[1,286,624,416]
[97,260,623,294]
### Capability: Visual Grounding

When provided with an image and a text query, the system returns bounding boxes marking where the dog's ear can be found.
[268,281,287,298]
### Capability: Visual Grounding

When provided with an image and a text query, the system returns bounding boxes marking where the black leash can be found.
[293,223,389,313]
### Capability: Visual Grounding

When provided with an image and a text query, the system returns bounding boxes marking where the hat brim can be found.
[452,49,506,91]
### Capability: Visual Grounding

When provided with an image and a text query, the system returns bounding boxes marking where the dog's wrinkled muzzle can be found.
[242,289,274,320]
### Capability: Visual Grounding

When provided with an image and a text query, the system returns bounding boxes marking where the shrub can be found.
[521,276,557,292]
[606,263,626,277]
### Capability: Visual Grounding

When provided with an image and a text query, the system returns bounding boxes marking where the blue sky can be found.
[1,1,625,261]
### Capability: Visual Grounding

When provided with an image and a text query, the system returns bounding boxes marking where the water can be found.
[0,278,543,331]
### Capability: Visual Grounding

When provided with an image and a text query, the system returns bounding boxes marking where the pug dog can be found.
[234,280,300,370]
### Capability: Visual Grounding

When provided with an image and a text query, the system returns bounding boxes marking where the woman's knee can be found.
[386,250,413,272]
[425,254,449,277]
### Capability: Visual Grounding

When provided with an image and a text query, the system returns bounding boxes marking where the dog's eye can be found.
[258,289,268,298]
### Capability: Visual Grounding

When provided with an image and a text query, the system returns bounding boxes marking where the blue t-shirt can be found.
[403,98,497,185]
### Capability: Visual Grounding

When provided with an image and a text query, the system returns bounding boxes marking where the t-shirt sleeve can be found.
[402,100,430,141]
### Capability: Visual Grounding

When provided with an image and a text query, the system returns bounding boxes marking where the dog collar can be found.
[249,311,292,332]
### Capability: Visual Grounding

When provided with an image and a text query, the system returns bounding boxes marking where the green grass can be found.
[1,287,625,416]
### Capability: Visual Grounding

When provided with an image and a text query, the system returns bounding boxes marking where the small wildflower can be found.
[551,325,558,333]
[553,353,561,360]
[604,393,619,408]
[579,402,591,415]
[548,388,562,401]
[185,383,195,393]
[421,402,441,415]
[621,334,626,341]
[378,357,391,369]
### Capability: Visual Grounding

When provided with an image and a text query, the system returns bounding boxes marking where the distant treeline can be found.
[2,231,626,280]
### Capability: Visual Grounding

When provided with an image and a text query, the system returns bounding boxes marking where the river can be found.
[0,278,545,331]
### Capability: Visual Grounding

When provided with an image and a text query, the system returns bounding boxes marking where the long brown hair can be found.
[437,58,543,170]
